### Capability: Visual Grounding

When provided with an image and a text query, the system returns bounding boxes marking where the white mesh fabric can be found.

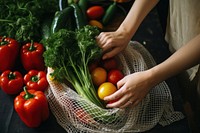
[45,41,184,133]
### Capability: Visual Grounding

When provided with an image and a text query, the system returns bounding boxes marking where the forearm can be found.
[117,0,159,40]
[150,34,200,85]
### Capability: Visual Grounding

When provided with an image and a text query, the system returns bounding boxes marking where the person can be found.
[96,0,200,110]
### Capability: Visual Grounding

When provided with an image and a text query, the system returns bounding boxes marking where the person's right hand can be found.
[104,69,156,108]
[96,29,130,60]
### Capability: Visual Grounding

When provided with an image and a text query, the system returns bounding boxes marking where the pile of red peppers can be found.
[0,36,49,128]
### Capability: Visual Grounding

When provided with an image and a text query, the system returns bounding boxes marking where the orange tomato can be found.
[89,20,103,29]
[91,67,107,86]
[98,82,117,100]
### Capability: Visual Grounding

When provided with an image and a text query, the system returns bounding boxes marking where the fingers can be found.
[104,86,124,103]
[96,32,113,48]
[104,84,133,108]
[96,32,108,48]
[96,32,116,50]
[104,77,142,109]
[105,93,141,109]
[102,47,120,59]
[96,32,127,60]
[120,99,140,109]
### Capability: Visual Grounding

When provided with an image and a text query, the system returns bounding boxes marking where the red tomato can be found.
[74,109,95,124]
[108,98,120,104]
[88,60,99,73]
[91,67,107,86]
[101,58,118,71]
[86,6,104,20]
[98,82,117,100]
[107,69,124,85]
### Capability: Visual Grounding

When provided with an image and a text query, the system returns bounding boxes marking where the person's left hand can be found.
[104,70,155,108]
[96,30,130,60]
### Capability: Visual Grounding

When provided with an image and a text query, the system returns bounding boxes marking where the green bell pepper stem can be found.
[23,86,35,100]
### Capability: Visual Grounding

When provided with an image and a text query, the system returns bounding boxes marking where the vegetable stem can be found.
[0,19,13,22]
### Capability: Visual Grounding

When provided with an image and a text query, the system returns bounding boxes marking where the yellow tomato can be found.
[91,67,107,86]
[89,20,103,29]
[98,82,117,100]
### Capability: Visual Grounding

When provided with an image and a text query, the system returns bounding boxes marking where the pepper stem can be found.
[0,36,9,46]
[28,40,36,51]
[23,86,34,100]
[31,76,39,82]
[8,72,16,80]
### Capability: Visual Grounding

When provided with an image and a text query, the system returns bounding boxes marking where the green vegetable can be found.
[41,16,53,40]
[43,25,104,108]
[51,6,74,34]
[70,3,88,29]
[59,0,68,10]
[102,2,118,25]
[0,0,59,43]
[67,0,74,5]
[78,0,88,23]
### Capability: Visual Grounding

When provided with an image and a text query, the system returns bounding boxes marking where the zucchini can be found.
[70,3,87,29]
[51,6,73,34]
[78,0,88,23]
[41,16,53,40]
[102,2,118,25]
[59,0,68,11]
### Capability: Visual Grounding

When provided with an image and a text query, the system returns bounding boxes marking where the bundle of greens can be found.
[0,0,59,43]
[43,25,104,108]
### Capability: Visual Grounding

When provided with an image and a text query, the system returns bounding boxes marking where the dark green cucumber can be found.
[41,17,53,40]
[78,0,88,23]
[59,0,68,11]
[51,6,73,34]
[102,2,118,25]
[70,3,87,29]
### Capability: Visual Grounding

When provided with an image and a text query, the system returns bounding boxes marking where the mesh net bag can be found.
[45,41,184,133]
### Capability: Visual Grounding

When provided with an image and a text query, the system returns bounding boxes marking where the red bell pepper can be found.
[0,70,24,95]
[0,36,20,72]
[24,70,49,92]
[14,87,49,128]
[20,41,45,71]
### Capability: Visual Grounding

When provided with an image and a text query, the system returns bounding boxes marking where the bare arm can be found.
[150,34,200,86]
[117,0,159,40]
[105,34,200,108]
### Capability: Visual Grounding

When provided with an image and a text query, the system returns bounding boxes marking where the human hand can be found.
[96,30,130,60]
[104,70,155,108]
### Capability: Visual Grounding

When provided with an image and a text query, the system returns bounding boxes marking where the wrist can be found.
[116,24,133,41]
[147,68,164,88]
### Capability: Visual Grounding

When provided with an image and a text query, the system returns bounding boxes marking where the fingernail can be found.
[102,55,107,60]
[106,104,110,108]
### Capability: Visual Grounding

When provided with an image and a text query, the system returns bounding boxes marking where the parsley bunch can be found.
[43,25,104,108]
[0,0,58,43]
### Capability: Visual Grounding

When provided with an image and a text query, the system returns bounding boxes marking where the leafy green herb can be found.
[43,25,104,108]
[0,0,59,43]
